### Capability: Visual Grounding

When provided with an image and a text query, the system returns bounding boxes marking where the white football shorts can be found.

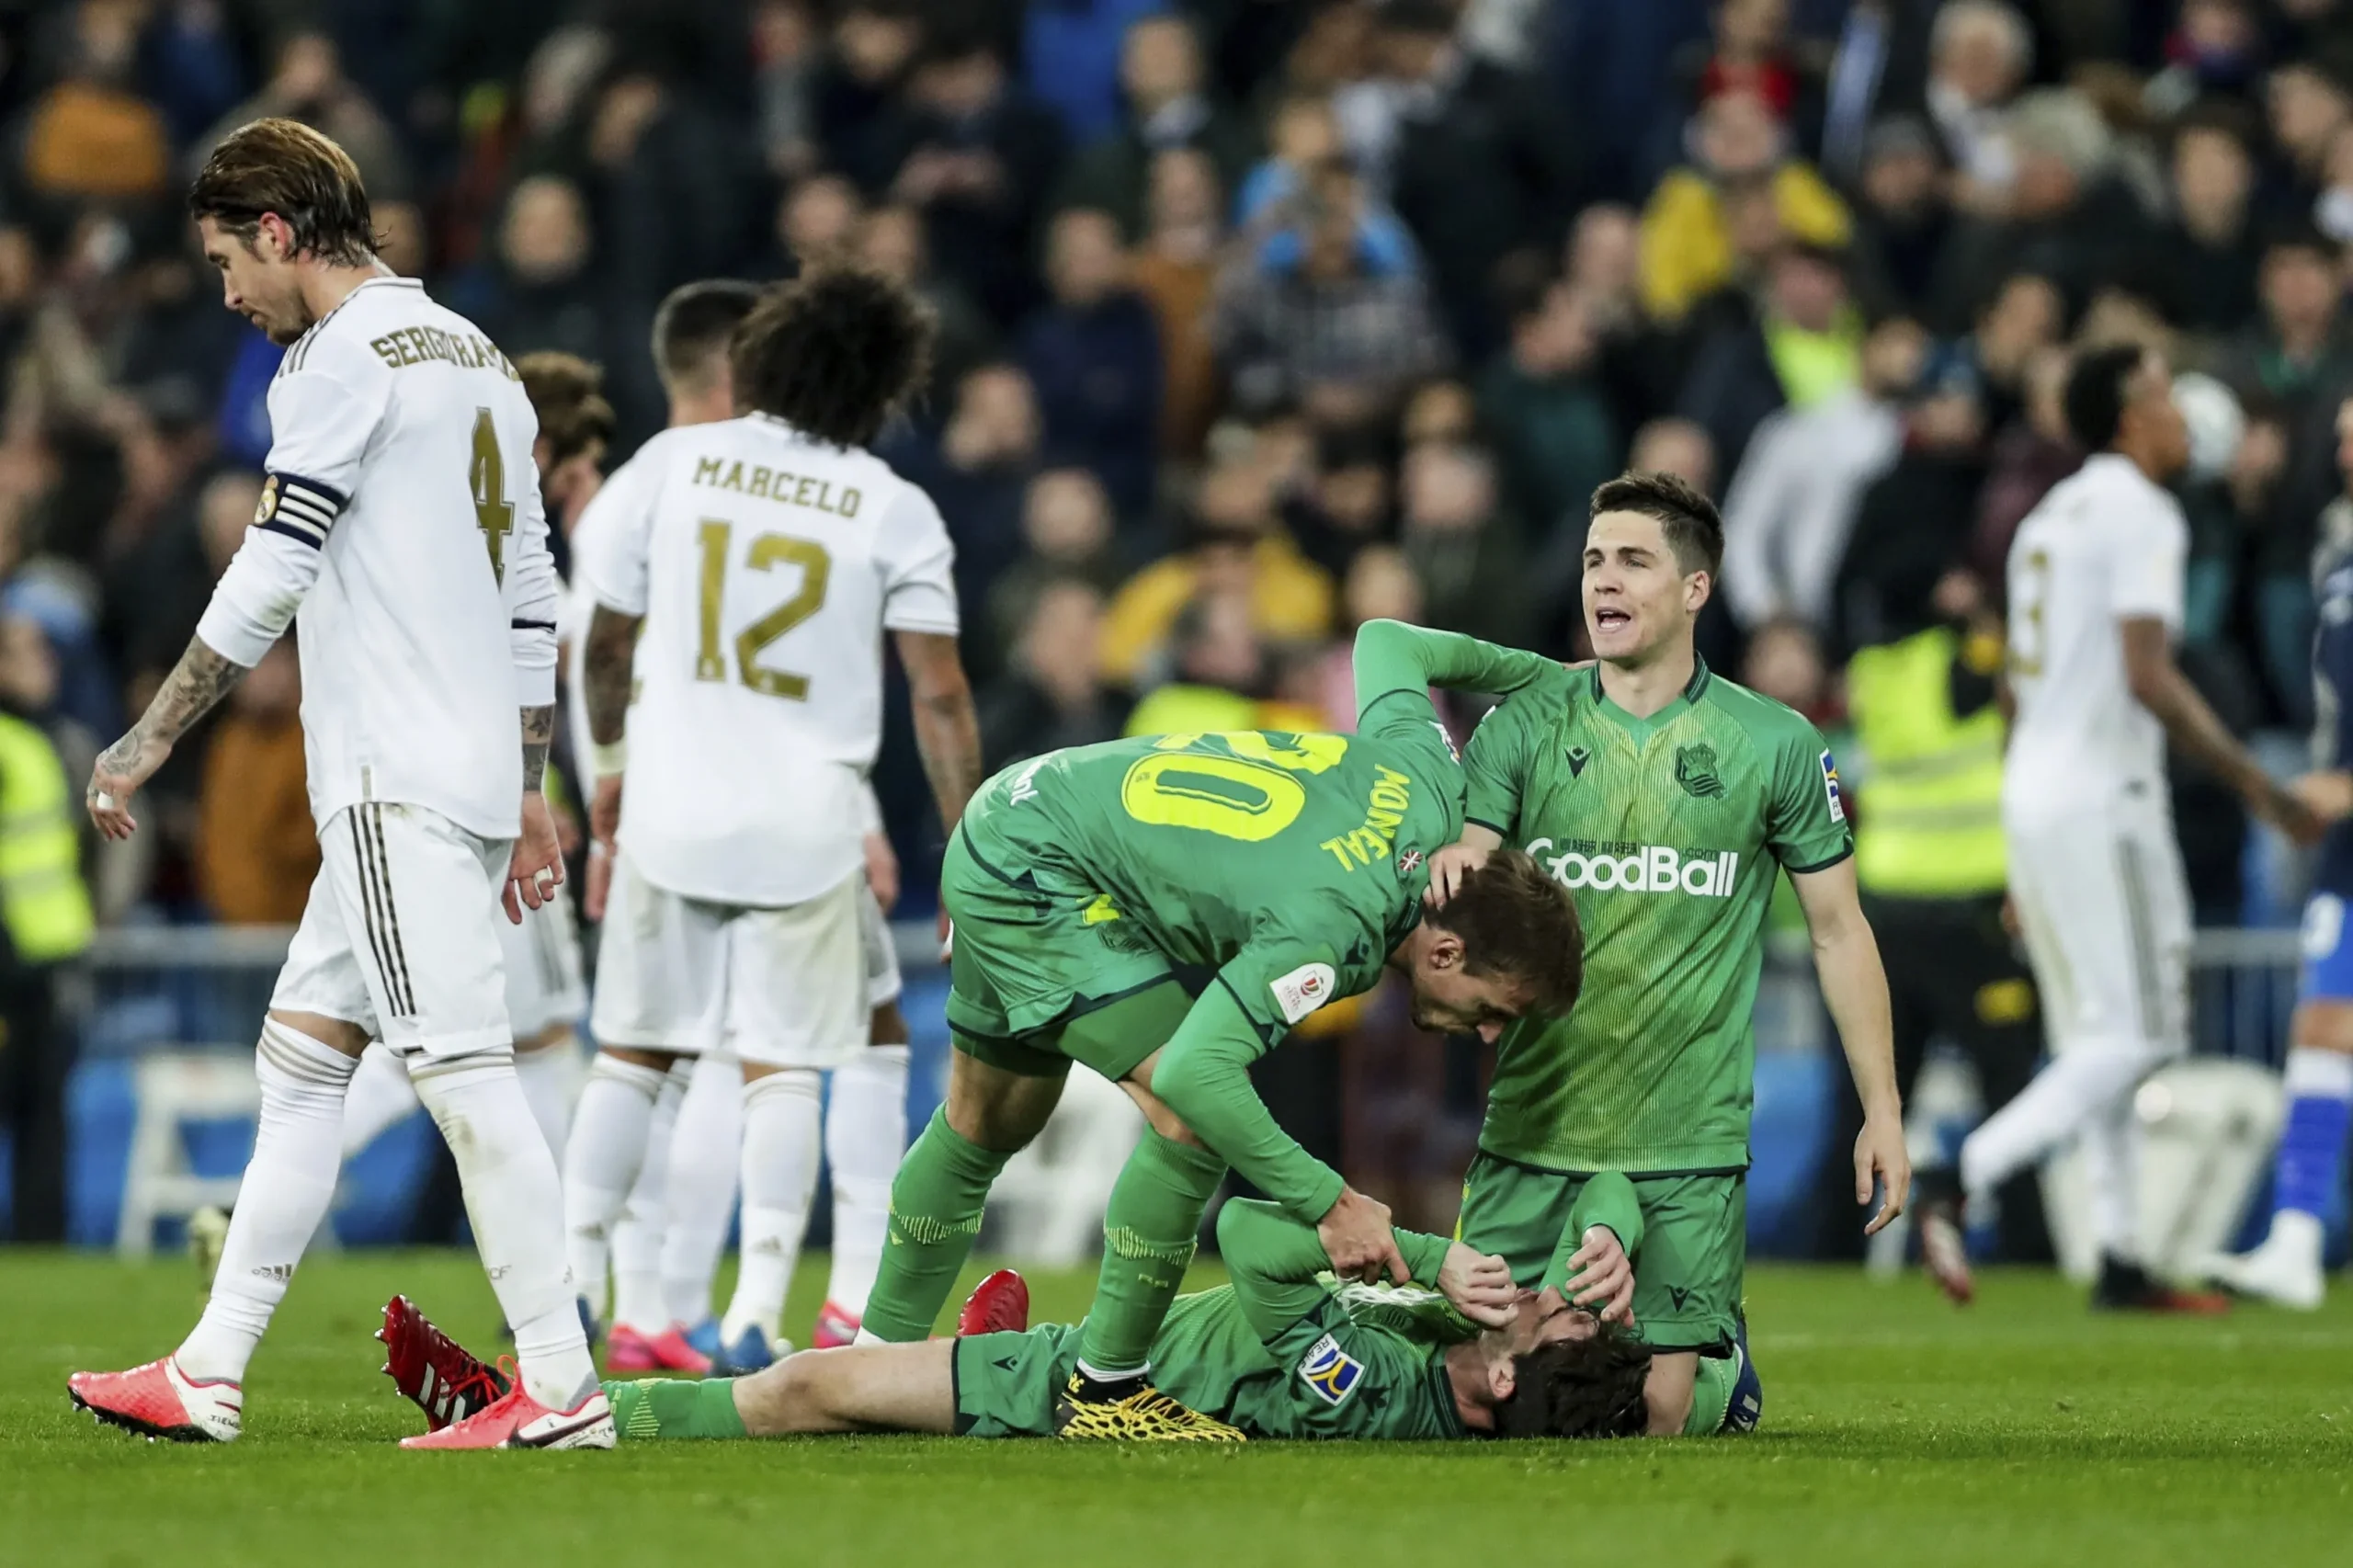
[2004,790,2191,1059]
[499,882,587,1040]
[273,802,514,1060]
[590,849,892,1068]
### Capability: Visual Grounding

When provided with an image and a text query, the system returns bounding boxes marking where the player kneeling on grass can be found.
[381,1175,1750,1442]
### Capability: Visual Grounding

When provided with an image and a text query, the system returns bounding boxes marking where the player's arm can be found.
[1214,1199,1514,1349]
[1351,619,1557,726]
[1789,857,1907,1234]
[505,450,564,921]
[1540,1170,1644,1322]
[570,449,662,849]
[1142,979,1407,1283]
[2120,618,2319,841]
[884,488,979,834]
[90,357,381,840]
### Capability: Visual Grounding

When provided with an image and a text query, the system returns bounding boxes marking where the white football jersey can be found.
[197,277,557,840]
[576,413,957,904]
[2002,453,2188,813]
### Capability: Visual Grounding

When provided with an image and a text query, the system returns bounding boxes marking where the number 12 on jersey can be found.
[695,519,832,700]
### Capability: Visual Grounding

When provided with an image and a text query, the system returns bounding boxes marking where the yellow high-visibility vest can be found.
[1846,627,2007,898]
[0,713,93,962]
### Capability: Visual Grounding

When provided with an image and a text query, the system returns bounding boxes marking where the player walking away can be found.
[1425,471,1908,1436]
[859,623,1584,1440]
[1915,345,2323,1311]
[566,266,983,1381]
[380,1175,1753,1443]
[336,352,613,1171]
[2201,396,2353,1310]
[68,119,608,1449]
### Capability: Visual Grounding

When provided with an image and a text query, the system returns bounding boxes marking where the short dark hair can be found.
[2063,343,2151,451]
[1589,470,1723,579]
[517,352,615,467]
[1495,1325,1654,1440]
[653,279,764,393]
[1425,847,1583,1017]
[188,118,374,267]
[732,266,936,449]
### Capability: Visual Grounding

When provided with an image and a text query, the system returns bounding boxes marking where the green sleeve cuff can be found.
[1352,619,1555,721]
[1394,1227,1452,1285]
[1540,1172,1646,1293]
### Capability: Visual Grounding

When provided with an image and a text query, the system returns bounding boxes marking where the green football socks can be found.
[605,1377,747,1441]
[860,1107,1011,1343]
[1074,1131,1227,1378]
[1686,1353,1736,1436]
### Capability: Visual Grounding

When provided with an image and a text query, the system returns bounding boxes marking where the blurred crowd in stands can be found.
[4,0,2353,1225]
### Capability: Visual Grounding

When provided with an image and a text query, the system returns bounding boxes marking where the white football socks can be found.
[662,1050,743,1327]
[177,1021,358,1384]
[560,1052,665,1323]
[823,1042,910,1320]
[337,1041,418,1159]
[2080,1092,2143,1262]
[719,1068,823,1345]
[609,1060,687,1331]
[514,1031,585,1161]
[411,1050,596,1410]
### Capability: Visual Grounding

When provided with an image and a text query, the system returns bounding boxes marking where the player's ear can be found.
[1685,568,1712,615]
[1488,1356,1517,1405]
[1426,927,1467,972]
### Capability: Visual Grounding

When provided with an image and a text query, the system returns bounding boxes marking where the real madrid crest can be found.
[255,474,280,525]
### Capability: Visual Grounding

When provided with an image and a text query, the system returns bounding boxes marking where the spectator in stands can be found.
[1018,207,1164,521]
[1397,439,1532,649]
[1848,117,1952,323]
[773,172,864,275]
[1099,457,1333,687]
[1639,88,1850,325]
[200,29,415,237]
[1477,279,1623,540]
[1737,615,1832,724]
[1124,588,1268,735]
[2267,54,2353,212]
[1965,271,2065,437]
[1831,347,1991,658]
[1127,148,1224,459]
[1023,0,1167,146]
[1667,0,1827,160]
[1216,159,1449,426]
[22,1,170,206]
[1304,542,1427,729]
[1923,0,2031,194]
[472,175,608,372]
[196,641,314,926]
[985,467,1123,660]
[856,199,997,400]
[754,0,825,179]
[1233,93,1415,267]
[1680,240,1862,479]
[978,574,1127,769]
[2142,100,2264,338]
[1378,0,1579,354]
[898,362,1041,620]
[1972,344,2080,594]
[880,22,1067,324]
[1055,13,1256,241]
[1280,422,1392,580]
[1722,313,1924,633]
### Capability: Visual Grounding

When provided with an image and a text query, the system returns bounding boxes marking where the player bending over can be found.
[381,1176,1753,1443]
[859,626,1584,1439]
[1419,471,1905,1433]
[70,119,605,1448]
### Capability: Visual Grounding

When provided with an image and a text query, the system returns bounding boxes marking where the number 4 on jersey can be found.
[471,407,514,584]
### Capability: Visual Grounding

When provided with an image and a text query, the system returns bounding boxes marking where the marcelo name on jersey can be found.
[1525,837,1740,898]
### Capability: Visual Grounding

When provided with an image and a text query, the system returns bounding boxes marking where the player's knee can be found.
[516,1024,575,1055]
[2294,999,2353,1054]
[602,1043,675,1072]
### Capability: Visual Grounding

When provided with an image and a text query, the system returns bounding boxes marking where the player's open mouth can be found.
[1593,607,1631,631]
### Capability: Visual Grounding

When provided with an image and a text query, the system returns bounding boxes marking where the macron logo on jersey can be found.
[1297,1334,1364,1407]
[1526,838,1740,898]
[1270,962,1337,1025]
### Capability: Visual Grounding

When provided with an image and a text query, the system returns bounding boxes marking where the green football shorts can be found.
[951,1325,1081,1437]
[939,820,1196,1084]
[1457,1153,1745,1354]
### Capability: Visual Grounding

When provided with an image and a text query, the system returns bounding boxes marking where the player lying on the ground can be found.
[384,1177,1756,1442]
[860,622,1586,1439]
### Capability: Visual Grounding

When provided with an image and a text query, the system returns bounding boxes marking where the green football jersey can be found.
[960,710,1465,1048]
[1463,658,1852,1173]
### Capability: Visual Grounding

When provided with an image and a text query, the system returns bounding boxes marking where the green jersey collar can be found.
[1586,654,1711,742]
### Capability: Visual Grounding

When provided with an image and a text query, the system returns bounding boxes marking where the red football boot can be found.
[398,1358,613,1449]
[69,1357,242,1443]
[956,1269,1031,1336]
[379,1294,508,1433]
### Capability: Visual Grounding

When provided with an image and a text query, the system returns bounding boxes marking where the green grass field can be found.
[5,1251,2350,1567]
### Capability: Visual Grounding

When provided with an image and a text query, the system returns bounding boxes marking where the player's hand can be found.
[1318,1187,1410,1286]
[585,841,614,922]
[1423,843,1490,909]
[1856,1109,1911,1236]
[589,773,624,850]
[1999,892,2022,941]
[864,831,901,914]
[2248,773,2327,846]
[2289,769,2353,825]
[1437,1242,1518,1328]
[86,728,169,841]
[505,793,566,925]
[1561,1224,1635,1324]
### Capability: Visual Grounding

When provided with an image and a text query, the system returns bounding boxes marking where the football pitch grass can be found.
[5,1252,2350,1567]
